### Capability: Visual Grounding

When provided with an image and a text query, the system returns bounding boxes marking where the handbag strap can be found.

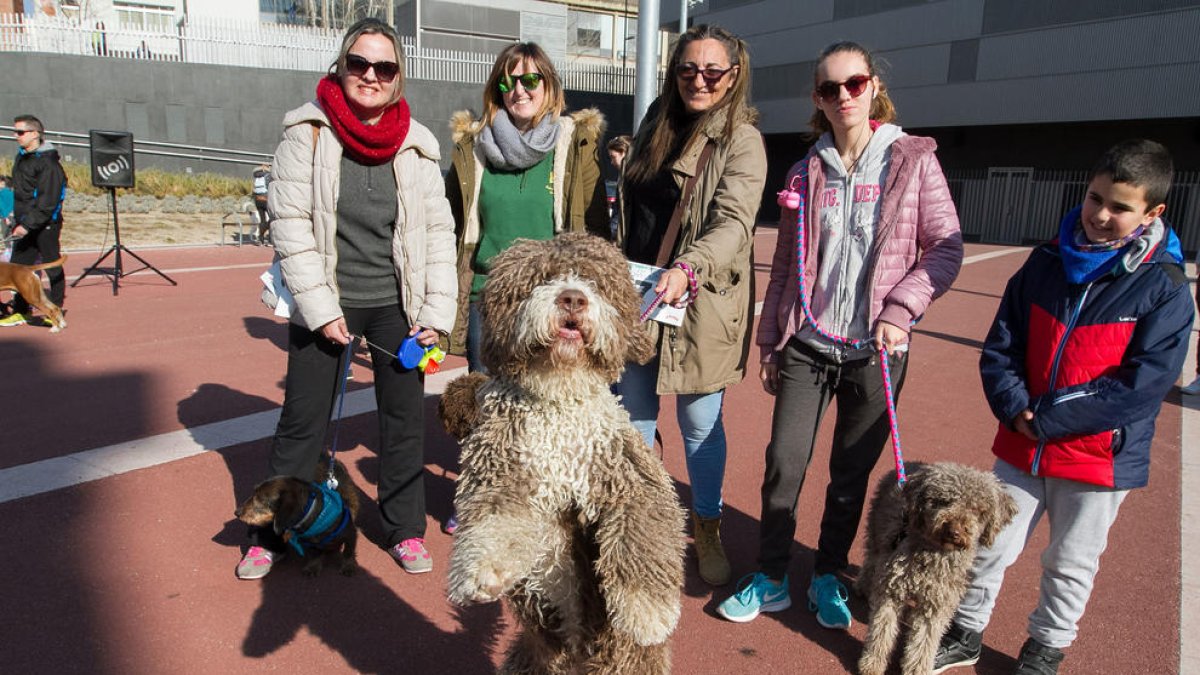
[655,140,715,268]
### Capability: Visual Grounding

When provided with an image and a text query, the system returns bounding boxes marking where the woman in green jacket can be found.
[442,42,609,534]
[445,42,609,374]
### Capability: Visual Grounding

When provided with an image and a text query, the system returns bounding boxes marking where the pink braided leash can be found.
[781,168,907,485]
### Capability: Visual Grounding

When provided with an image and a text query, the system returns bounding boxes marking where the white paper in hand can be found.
[629,261,685,326]
[260,259,296,319]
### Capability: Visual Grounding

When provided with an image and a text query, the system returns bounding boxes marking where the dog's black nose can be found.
[557,289,588,315]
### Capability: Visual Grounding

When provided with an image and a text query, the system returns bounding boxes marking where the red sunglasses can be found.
[815,75,871,102]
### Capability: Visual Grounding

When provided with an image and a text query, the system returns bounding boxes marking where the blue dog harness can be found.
[280,482,351,557]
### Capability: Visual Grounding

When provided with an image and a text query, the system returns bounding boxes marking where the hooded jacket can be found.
[12,140,67,232]
[758,132,963,363]
[983,210,1193,489]
[268,101,458,334]
[616,102,768,395]
[444,108,609,354]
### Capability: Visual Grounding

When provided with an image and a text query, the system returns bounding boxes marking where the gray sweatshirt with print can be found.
[797,122,904,361]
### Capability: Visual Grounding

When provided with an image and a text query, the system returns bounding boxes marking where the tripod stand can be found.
[72,186,176,296]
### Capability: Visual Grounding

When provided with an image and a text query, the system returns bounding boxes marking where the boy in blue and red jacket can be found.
[934,139,1194,675]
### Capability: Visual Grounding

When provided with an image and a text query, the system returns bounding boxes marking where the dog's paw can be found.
[448,564,513,605]
[857,654,887,675]
[339,560,357,577]
[609,590,680,646]
[302,559,324,577]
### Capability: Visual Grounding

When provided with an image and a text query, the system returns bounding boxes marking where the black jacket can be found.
[13,141,67,232]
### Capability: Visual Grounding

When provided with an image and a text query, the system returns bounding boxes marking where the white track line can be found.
[0,366,464,504]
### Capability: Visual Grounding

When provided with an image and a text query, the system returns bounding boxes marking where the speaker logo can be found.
[97,155,131,182]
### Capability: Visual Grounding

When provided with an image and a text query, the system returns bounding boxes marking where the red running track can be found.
[0,234,1183,674]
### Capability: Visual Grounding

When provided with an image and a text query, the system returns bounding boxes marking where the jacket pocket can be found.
[697,271,744,344]
[1110,427,1125,456]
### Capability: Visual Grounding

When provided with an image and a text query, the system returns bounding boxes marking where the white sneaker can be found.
[1181,375,1200,395]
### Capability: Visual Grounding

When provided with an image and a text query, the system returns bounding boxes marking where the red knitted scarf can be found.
[316,75,410,165]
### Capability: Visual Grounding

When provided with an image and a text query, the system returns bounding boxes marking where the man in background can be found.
[1,114,68,328]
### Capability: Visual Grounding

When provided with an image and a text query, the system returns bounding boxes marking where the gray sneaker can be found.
[389,538,433,574]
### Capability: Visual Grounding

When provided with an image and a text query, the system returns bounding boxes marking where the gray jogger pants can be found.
[953,458,1129,649]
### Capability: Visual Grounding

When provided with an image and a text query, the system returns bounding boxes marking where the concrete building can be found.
[669,0,1200,244]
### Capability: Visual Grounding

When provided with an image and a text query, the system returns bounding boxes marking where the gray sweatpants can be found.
[954,458,1129,649]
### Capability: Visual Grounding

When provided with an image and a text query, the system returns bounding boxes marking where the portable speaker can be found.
[89,129,135,188]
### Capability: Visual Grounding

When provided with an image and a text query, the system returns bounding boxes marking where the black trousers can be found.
[758,338,908,579]
[251,304,427,551]
[11,223,64,311]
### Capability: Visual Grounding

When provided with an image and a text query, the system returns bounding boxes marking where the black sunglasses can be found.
[14,128,35,136]
[498,72,543,93]
[675,63,735,86]
[345,53,400,83]
[815,75,872,102]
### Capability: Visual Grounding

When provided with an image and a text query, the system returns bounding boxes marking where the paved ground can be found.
[0,232,1193,674]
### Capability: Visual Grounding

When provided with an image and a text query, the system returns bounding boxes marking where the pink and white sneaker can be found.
[236,546,283,580]
[388,538,433,574]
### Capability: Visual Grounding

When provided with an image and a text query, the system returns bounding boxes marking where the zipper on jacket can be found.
[1031,281,1092,475]
[834,171,856,335]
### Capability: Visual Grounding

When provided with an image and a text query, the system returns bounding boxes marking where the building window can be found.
[115,1,175,31]
[568,10,608,58]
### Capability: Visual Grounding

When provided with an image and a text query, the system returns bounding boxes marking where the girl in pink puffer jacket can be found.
[717,40,962,628]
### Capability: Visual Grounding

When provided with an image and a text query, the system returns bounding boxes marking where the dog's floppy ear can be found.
[439,372,489,440]
[980,482,1018,548]
[626,322,655,365]
[271,480,307,536]
[899,463,929,528]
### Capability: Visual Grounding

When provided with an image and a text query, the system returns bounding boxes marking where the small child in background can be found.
[933,139,1194,674]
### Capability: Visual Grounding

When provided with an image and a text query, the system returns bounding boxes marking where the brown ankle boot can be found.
[692,513,731,586]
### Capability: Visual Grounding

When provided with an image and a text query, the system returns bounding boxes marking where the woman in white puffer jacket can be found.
[236,18,456,580]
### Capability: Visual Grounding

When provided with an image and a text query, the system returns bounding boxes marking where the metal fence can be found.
[0,13,641,95]
[945,168,1200,251]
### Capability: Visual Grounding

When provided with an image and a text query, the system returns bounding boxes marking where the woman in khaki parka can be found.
[616,24,767,587]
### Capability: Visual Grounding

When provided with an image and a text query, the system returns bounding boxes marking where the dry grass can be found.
[0,158,252,198]
[1,158,258,249]
[61,210,254,249]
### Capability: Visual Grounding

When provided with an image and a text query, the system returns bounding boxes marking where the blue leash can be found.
[324,335,357,490]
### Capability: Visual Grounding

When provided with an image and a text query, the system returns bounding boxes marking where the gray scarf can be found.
[478,111,560,170]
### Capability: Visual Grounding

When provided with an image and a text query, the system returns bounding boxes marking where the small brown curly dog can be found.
[439,232,686,674]
[235,457,361,577]
[856,462,1017,675]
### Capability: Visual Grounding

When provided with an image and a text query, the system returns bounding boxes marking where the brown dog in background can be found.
[235,457,361,577]
[0,255,68,332]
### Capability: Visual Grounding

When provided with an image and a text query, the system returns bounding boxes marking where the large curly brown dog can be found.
[856,462,1017,675]
[439,232,686,674]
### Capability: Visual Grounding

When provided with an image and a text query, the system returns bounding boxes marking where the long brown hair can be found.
[809,41,896,135]
[331,18,406,105]
[624,24,752,184]
[481,42,566,129]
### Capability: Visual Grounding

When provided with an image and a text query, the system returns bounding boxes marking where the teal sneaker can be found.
[807,573,852,629]
[716,572,791,623]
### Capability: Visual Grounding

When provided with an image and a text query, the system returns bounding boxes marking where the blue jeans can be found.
[618,358,727,519]
[465,301,487,374]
